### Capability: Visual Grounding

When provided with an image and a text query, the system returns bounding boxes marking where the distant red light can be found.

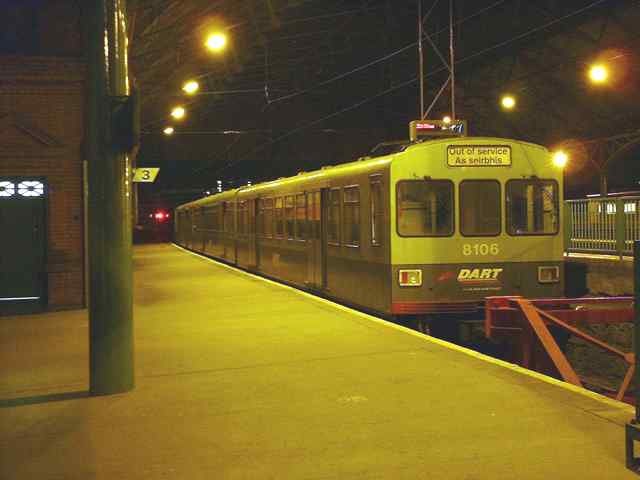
[154,210,168,222]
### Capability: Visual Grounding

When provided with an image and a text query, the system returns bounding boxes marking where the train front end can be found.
[389,137,564,320]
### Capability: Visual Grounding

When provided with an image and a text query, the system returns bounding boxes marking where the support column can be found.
[85,0,134,395]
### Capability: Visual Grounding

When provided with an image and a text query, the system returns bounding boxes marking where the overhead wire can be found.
[193,0,613,180]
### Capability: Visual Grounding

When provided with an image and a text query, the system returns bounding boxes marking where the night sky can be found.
[127,0,640,209]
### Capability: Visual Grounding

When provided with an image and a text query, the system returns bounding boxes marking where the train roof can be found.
[176,136,548,211]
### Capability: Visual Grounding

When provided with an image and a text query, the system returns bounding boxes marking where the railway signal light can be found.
[154,210,170,223]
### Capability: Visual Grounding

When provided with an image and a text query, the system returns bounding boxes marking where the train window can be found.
[275,197,284,238]
[370,178,383,245]
[285,196,295,239]
[260,198,273,237]
[460,180,501,236]
[247,201,255,235]
[295,194,307,240]
[237,201,247,235]
[397,180,453,237]
[507,180,558,235]
[223,202,235,233]
[343,186,360,246]
[328,188,341,244]
[307,191,321,240]
[203,206,215,231]
[215,205,222,232]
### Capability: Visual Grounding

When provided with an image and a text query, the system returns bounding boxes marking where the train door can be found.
[306,190,326,289]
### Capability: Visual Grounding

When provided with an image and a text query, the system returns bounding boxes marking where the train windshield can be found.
[507,180,559,235]
[397,180,453,236]
[460,180,501,236]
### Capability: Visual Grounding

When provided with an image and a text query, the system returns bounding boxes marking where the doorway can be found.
[0,178,47,314]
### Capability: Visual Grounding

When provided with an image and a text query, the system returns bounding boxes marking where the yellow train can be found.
[176,129,564,334]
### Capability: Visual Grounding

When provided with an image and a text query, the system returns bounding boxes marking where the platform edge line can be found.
[172,243,634,414]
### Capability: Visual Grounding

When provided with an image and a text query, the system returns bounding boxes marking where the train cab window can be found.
[328,188,341,244]
[285,196,295,239]
[370,177,383,246]
[275,197,284,238]
[343,186,360,246]
[260,198,273,237]
[460,180,501,236]
[295,194,307,240]
[507,180,559,235]
[397,180,453,236]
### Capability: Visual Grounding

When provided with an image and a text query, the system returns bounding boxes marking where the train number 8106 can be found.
[462,243,499,256]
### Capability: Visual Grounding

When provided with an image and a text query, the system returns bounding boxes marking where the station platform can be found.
[0,243,636,479]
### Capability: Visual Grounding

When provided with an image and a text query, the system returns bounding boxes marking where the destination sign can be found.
[447,145,511,167]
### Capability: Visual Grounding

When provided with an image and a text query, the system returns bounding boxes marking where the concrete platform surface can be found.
[0,243,636,479]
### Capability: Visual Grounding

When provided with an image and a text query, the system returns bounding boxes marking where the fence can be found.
[565,196,640,257]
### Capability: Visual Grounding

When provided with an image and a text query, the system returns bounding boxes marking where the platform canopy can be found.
[126,0,640,196]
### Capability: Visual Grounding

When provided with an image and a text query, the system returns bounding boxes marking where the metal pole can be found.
[449,0,455,120]
[634,241,640,422]
[418,0,424,119]
[85,0,134,395]
[600,173,608,197]
[626,241,640,471]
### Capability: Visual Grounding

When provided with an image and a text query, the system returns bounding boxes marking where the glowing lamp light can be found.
[552,151,568,168]
[182,80,199,95]
[501,95,516,110]
[206,33,227,51]
[589,64,608,84]
[163,126,174,135]
[442,116,452,124]
[171,106,185,120]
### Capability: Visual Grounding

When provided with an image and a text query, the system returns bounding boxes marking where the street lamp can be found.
[182,80,199,95]
[206,33,227,52]
[442,115,452,124]
[501,94,516,110]
[171,106,186,120]
[163,126,174,135]
[589,63,609,84]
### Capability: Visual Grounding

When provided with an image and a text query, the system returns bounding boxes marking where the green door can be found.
[0,179,46,313]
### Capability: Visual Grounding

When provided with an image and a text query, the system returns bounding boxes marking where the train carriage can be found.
[175,130,564,332]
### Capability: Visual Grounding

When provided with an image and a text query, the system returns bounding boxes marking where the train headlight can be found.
[538,266,560,283]
[399,269,422,287]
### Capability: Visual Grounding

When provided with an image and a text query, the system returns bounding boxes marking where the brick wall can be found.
[0,55,86,309]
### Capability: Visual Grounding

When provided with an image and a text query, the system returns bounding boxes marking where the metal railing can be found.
[565,196,640,257]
